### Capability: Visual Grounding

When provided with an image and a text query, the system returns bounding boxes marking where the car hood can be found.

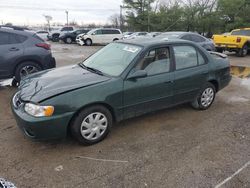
[19,65,111,102]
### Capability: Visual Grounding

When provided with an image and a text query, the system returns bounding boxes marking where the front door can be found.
[123,46,174,119]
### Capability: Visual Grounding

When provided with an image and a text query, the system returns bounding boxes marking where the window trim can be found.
[172,44,208,71]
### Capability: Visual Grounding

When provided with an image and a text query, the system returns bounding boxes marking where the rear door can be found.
[172,44,209,104]
[0,31,25,79]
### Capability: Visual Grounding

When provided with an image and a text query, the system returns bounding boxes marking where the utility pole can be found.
[65,10,69,26]
[120,5,123,31]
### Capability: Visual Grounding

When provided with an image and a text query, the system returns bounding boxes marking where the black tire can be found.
[236,44,248,57]
[216,48,223,53]
[11,78,19,87]
[65,37,73,44]
[85,39,92,46]
[70,105,113,145]
[191,82,216,110]
[52,34,60,42]
[14,61,42,82]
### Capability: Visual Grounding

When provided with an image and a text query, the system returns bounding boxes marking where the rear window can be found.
[33,34,44,42]
[231,30,250,36]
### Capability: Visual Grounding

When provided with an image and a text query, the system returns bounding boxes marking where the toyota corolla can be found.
[11,39,231,145]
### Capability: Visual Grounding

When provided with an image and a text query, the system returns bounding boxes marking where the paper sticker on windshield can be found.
[123,46,139,53]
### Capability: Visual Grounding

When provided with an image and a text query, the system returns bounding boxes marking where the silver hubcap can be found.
[67,38,72,43]
[20,65,39,78]
[243,47,248,55]
[86,40,91,45]
[201,88,214,107]
[80,112,108,141]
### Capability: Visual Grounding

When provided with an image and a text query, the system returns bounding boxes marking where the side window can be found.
[96,30,102,35]
[0,32,10,45]
[197,51,206,65]
[112,30,120,34]
[191,35,205,42]
[136,47,171,76]
[181,35,192,41]
[102,30,110,34]
[174,45,199,70]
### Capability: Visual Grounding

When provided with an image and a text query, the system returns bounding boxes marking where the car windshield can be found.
[87,29,96,35]
[82,43,142,76]
[231,30,250,36]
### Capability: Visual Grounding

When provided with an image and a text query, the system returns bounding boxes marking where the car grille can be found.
[13,93,23,109]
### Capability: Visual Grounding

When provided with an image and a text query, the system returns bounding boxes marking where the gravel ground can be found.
[0,43,249,188]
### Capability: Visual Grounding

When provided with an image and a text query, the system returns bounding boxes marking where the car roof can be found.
[118,37,198,48]
[0,28,34,36]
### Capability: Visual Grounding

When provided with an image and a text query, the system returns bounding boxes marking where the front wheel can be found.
[85,39,92,46]
[191,83,216,110]
[70,105,113,145]
[65,37,73,44]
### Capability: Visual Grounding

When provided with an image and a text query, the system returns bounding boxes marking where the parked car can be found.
[122,32,134,39]
[125,32,149,39]
[0,28,56,85]
[36,30,49,41]
[47,26,75,42]
[59,29,89,44]
[11,39,231,145]
[157,32,215,51]
[79,28,122,46]
[213,28,250,57]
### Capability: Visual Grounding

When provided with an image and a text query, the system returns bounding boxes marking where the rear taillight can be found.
[36,43,51,50]
[236,37,241,43]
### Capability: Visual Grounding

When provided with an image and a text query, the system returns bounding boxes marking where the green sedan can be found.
[11,39,231,145]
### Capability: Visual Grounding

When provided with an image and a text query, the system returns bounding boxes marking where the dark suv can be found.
[0,28,56,84]
[59,29,89,44]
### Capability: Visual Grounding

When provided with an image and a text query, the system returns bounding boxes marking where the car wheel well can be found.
[67,103,116,134]
[113,38,119,41]
[208,80,219,92]
[14,60,42,75]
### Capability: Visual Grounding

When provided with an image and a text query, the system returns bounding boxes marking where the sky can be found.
[0,0,123,26]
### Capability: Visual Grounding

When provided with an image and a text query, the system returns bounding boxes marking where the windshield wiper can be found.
[78,63,103,75]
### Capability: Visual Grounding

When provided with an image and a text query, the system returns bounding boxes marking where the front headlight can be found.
[24,103,54,117]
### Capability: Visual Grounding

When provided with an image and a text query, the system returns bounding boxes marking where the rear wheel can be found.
[15,61,42,82]
[85,39,92,46]
[236,44,248,57]
[70,105,112,145]
[191,83,216,110]
[65,37,73,44]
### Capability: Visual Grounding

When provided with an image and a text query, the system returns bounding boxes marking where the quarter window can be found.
[136,47,170,76]
[174,45,206,70]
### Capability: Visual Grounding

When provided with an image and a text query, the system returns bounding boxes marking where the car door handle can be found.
[164,80,174,84]
[9,47,19,51]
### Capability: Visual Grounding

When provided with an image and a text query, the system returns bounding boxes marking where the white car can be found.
[80,28,122,46]
[125,32,149,40]
[36,30,49,41]
[76,33,86,46]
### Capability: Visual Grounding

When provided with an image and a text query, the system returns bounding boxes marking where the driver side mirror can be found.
[127,70,147,80]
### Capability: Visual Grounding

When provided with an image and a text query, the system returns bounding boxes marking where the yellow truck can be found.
[212,28,250,57]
